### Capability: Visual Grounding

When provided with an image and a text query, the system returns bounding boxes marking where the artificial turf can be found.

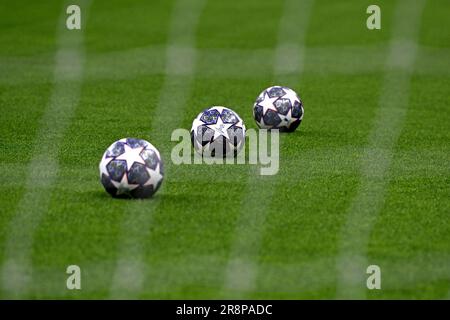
[0,0,449,299]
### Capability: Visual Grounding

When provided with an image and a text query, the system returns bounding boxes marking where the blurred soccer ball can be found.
[253,86,304,132]
[191,106,246,158]
[99,138,164,198]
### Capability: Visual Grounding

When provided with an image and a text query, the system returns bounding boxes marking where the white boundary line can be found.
[335,0,427,299]
[108,0,206,299]
[222,0,315,297]
[0,0,90,297]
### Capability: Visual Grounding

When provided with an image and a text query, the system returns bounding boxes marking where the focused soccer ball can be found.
[253,86,304,132]
[99,138,164,199]
[191,106,246,158]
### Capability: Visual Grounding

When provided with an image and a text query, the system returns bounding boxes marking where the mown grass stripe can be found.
[108,0,207,299]
[2,45,449,86]
[223,0,315,297]
[19,251,449,298]
[0,0,90,298]
[335,0,427,299]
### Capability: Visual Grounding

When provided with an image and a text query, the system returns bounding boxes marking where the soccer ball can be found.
[253,86,304,132]
[191,106,246,158]
[99,138,164,199]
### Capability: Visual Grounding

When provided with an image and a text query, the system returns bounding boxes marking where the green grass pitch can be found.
[0,0,449,299]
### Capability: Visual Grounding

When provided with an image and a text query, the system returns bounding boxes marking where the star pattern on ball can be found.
[279,109,292,126]
[144,163,163,187]
[115,144,146,169]
[100,138,164,199]
[99,155,112,176]
[111,173,139,195]
[206,115,234,140]
[252,86,303,132]
[191,107,246,158]
[282,89,300,104]
[257,91,279,115]
[257,117,266,128]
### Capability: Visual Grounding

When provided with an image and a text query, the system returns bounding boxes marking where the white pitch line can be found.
[223,0,315,297]
[108,0,206,299]
[335,0,427,299]
[0,1,89,298]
